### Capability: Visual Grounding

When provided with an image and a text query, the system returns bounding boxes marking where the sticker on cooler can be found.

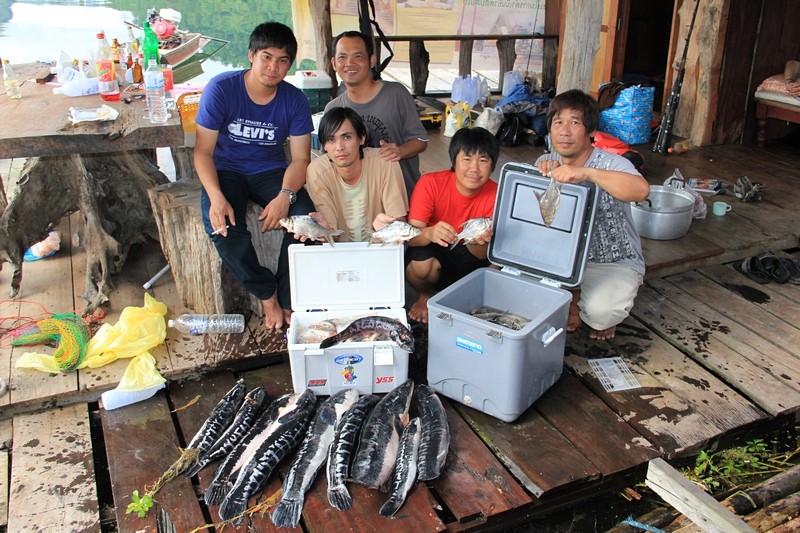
[307,379,327,387]
[456,336,484,355]
[375,376,394,385]
[334,354,364,366]
[340,365,357,385]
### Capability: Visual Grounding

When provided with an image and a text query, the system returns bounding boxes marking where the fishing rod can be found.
[653,0,700,154]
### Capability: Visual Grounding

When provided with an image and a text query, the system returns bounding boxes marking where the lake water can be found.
[0,2,238,83]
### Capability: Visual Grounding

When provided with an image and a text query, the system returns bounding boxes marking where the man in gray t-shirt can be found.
[326,30,428,197]
[535,89,650,341]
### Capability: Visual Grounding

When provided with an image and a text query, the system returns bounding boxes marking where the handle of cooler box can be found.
[541,327,564,347]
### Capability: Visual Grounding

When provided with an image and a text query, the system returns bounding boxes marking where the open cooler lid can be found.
[489,162,598,288]
[288,242,405,312]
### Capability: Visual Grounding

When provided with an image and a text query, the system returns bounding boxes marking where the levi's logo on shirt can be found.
[227,119,277,144]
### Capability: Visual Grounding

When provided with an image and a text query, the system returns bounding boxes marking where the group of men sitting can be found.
[194,21,649,342]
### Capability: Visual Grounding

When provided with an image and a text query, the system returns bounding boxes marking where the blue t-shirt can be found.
[195,70,313,176]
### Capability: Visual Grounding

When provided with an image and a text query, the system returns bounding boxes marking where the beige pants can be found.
[577,262,643,331]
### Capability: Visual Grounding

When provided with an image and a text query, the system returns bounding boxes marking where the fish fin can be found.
[183,460,204,478]
[327,485,353,511]
[271,497,304,528]
[218,494,247,523]
[379,496,405,517]
[449,239,459,250]
[204,482,229,506]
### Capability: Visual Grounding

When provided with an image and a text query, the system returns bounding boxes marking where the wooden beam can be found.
[556,0,603,93]
[646,458,756,533]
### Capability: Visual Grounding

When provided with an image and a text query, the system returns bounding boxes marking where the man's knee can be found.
[580,288,636,331]
[407,257,440,281]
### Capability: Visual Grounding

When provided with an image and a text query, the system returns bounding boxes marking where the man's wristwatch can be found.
[280,188,297,204]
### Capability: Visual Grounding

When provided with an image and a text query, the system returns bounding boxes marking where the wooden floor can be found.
[1,132,800,532]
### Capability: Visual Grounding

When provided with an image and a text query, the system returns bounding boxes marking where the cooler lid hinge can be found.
[500,266,522,277]
[540,277,562,288]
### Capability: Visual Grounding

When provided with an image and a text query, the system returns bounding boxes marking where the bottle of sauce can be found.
[94,31,120,101]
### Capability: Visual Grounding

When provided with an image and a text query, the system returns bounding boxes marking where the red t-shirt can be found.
[408,169,497,228]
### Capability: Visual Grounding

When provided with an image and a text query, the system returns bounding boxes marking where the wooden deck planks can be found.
[534,372,660,476]
[566,318,767,458]
[634,282,800,416]
[8,404,99,532]
[455,399,599,497]
[100,391,207,533]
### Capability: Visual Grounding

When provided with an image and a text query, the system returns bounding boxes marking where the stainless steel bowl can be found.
[631,186,694,240]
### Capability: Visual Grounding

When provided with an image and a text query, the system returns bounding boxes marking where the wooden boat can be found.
[159,31,205,67]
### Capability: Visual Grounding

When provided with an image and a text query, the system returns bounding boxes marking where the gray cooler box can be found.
[287,242,410,396]
[427,162,598,422]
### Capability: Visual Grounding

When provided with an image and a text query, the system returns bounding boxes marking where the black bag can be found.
[496,113,527,147]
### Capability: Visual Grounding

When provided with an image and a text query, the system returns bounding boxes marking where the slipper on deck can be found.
[782,257,800,285]
[757,252,791,283]
[734,256,770,284]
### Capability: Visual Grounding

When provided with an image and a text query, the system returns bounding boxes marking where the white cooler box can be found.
[427,163,598,422]
[287,242,410,396]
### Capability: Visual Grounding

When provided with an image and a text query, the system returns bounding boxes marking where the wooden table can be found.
[0,62,185,312]
[755,97,800,147]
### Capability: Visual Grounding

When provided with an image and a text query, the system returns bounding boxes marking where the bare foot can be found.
[262,294,285,330]
[589,326,616,341]
[408,295,430,323]
[567,295,581,333]
[282,308,293,325]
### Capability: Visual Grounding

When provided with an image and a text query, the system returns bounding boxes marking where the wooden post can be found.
[496,38,517,94]
[542,38,558,90]
[556,0,603,93]
[409,40,430,95]
[309,0,336,85]
[458,39,474,78]
[148,179,284,316]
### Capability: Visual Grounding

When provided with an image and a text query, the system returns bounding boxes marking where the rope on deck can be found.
[617,515,667,533]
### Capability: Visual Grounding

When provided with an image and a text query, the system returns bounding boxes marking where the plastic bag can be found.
[664,168,707,219]
[24,231,60,261]
[82,292,168,368]
[473,106,505,136]
[444,102,471,137]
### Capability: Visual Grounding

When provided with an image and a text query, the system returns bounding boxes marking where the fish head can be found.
[278,217,293,231]
[390,327,415,352]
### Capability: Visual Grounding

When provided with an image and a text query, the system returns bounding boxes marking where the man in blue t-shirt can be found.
[195,21,314,330]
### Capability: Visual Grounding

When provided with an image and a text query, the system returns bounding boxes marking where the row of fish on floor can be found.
[150,378,449,527]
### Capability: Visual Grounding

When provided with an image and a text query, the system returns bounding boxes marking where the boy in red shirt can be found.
[406,127,499,322]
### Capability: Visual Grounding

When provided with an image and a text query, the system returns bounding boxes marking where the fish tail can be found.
[449,240,459,250]
[271,497,304,528]
[218,494,248,523]
[204,482,229,506]
[183,462,201,478]
[379,496,404,517]
[327,485,353,511]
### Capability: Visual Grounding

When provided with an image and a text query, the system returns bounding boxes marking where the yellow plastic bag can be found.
[81,293,168,368]
[116,352,166,392]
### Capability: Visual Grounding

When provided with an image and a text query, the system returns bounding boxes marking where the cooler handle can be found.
[304,348,325,356]
[434,311,452,325]
[541,327,564,347]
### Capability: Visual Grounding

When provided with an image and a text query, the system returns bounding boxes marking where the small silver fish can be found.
[535,176,561,227]
[451,217,492,249]
[280,215,344,245]
[371,221,421,245]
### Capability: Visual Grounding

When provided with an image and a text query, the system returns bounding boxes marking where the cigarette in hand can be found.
[211,225,230,236]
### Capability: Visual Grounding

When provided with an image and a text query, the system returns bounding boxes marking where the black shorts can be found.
[406,243,490,290]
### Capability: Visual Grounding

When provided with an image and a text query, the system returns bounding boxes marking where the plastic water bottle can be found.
[144,59,168,124]
[3,59,22,100]
[168,314,245,335]
[53,76,99,97]
[451,76,463,103]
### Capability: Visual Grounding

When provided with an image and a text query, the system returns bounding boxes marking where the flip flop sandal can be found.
[757,252,791,283]
[782,257,800,285]
[734,256,771,284]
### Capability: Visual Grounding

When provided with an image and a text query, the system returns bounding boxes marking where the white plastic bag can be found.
[444,102,470,137]
[664,168,707,219]
[473,106,505,136]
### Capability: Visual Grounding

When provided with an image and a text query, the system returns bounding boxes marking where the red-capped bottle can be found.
[94,31,120,101]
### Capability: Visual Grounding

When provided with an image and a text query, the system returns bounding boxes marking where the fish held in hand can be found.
[319,315,415,352]
[535,176,561,227]
[451,217,492,249]
[279,215,344,245]
[371,221,421,245]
